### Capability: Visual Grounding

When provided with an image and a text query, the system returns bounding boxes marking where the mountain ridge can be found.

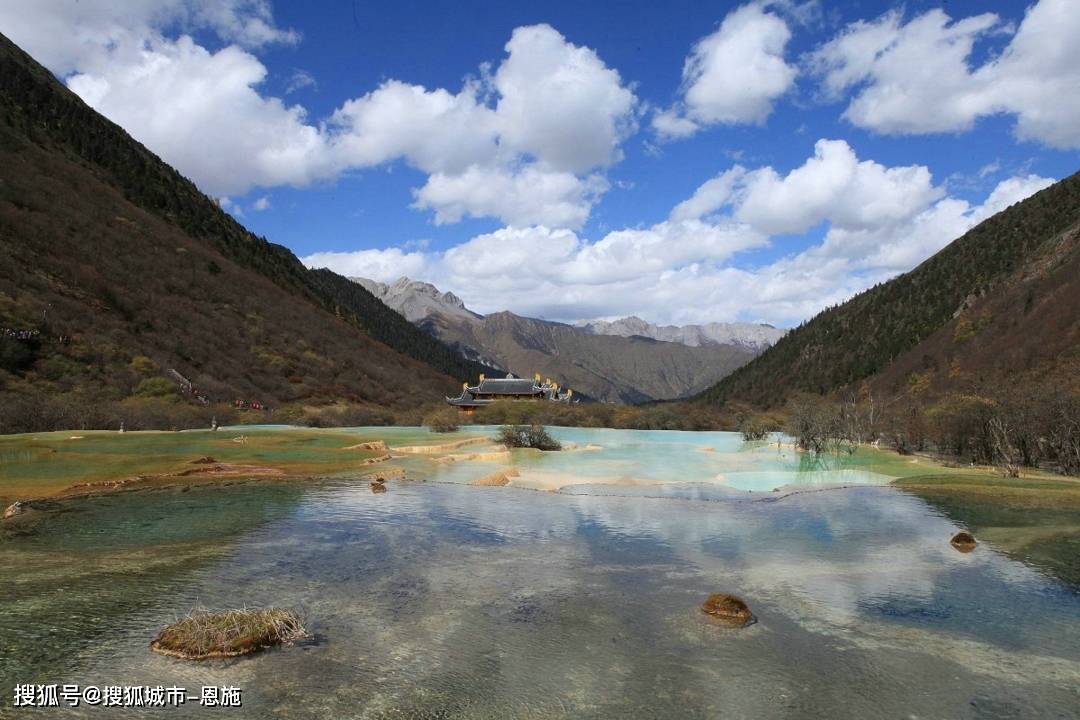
[348,275,767,403]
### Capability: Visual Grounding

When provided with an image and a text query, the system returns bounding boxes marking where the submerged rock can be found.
[701,593,755,626]
[950,531,977,553]
[345,440,389,452]
[370,479,388,494]
[469,468,520,487]
[3,501,26,519]
[150,608,305,660]
[190,456,217,464]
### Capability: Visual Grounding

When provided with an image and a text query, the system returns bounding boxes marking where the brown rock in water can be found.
[701,593,755,626]
[3,501,26,519]
[190,456,217,464]
[950,531,977,552]
[370,479,387,494]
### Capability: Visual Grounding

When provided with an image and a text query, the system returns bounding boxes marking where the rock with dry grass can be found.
[150,608,306,660]
[701,593,755,626]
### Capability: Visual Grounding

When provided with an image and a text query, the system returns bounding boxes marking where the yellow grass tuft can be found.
[150,607,306,660]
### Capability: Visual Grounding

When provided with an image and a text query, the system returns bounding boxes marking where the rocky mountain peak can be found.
[351,276,478,322]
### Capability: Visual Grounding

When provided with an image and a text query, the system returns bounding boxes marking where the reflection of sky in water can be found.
[2,471,1078,719]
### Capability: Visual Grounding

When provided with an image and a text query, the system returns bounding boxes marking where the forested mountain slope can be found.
[698,170,1080,408]
[0,32,493,428]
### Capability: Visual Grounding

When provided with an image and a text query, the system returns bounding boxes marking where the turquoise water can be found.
[353,426,906,494]
[1,428,1078,718]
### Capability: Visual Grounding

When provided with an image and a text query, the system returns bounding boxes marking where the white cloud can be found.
[810,0,1080,148]
[329,79,498,176]
[302,248,430,282]
[733,139,942,235]
[669,167,747,222]
[66,37,334,195]
[252,195,271,211]
[284,69,316,94]
[328,24,636,229]
[304,141,1052,328]
[412,166,607,228]
[650,109,699,140]
[653,3,797,139]
[671,140,942,237]
[2,6,636,227]
[492,24,638,173]
[0,0,297,74]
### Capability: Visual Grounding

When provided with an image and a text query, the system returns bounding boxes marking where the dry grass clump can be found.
[424,408,461,433]
[150,607,306,660]
[950,530,977,553]
[701,593,755,627]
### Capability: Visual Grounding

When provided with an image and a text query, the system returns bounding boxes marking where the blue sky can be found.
[2,0,1078,326]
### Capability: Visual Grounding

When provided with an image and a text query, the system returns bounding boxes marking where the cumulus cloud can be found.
[653,2,797,139]
[3,4,636,227]
[304,141,1052,327]
[329,79,499,176]
[671,140,942,237]
[733,139,943,235]
[809,0,1080,148]
[66,37,334,195]
[301,248,430,282]
[0,0,297,74]
[492,25,638,173]
[327,24,636,228]
[412,166,608,228]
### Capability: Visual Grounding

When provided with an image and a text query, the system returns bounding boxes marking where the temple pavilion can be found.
[446,373,573,412]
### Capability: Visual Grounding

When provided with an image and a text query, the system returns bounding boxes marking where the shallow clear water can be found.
[2,428,1078,718]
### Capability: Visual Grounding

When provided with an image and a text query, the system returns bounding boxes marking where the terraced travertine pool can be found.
[2,426,1078,718]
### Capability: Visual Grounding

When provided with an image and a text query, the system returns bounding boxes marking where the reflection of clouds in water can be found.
[8,476,1080,719]
[562,487,1054,623]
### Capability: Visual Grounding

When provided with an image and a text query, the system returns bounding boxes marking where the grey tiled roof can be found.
[477,379,541,395]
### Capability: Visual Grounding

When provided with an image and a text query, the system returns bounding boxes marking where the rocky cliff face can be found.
[349,276,777,403]
[351,277,480,323]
